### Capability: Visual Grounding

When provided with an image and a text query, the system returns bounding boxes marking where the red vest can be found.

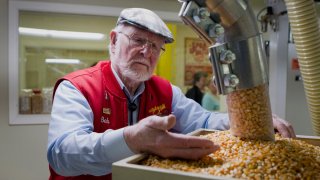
[49,61,172,180]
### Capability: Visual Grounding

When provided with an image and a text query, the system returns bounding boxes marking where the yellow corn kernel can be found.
[140,131,320,179]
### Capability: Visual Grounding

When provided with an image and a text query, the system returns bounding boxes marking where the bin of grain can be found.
[139,130,320,180]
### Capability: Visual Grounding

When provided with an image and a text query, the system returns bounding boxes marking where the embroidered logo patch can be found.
[148,103,166,115]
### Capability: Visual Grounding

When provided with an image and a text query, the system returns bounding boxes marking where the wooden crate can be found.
[112,129,320,180]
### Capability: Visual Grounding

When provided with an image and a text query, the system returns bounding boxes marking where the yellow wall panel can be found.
[155,23,177,84]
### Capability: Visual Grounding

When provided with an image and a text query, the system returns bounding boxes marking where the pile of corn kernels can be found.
[227,84,275,141]
[140,131,320,179]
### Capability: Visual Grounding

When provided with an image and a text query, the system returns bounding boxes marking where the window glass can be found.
[18,11,112,114]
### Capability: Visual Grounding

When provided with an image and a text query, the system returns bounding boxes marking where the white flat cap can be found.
[117,8,174,43]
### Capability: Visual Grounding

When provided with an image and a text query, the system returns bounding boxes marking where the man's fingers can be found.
[288,125,296,138]
[146,132,219,160]
[164,133,219,149]
[160,147,218,160]
[276,124,291,138]
[132,115,220,160]
[145,114,176,131]
[273,115,296,138]
[284,120,296,138]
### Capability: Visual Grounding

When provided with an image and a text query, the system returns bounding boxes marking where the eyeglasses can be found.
[118,32,165,56]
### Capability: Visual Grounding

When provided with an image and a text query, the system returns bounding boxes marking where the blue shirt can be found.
[202,92,220,111]
[47,75,230,176]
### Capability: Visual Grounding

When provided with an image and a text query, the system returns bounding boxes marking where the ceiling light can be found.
[19,27,105,41]
[45,58,80,64]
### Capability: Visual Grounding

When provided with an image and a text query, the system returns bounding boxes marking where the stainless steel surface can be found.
[209,35,268,94]
[179,0,268,94]
[179,1,221,44]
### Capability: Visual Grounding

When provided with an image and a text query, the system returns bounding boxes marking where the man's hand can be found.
[272,114,296,138]
[123,114,219,160]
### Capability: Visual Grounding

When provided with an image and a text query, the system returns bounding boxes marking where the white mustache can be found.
[130,59,150,67]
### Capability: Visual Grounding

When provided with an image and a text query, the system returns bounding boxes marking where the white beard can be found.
[122,65,151,82]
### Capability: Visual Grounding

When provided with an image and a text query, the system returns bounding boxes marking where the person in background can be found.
[202,78,220,111]
[47,8,296,180]
[185,71,208,105]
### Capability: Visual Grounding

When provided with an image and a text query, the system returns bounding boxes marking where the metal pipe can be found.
[179,0,268,94]
[179,0,274,140]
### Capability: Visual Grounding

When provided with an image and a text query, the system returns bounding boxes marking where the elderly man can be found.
[47,8,295,179]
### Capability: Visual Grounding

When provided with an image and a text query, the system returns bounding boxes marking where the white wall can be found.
[0,1,49,180]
